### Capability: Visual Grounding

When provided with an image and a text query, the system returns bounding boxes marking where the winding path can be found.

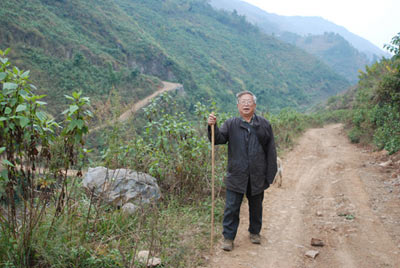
[91,81,182,131]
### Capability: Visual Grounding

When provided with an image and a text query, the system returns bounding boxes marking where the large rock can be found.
[82,167,161,207]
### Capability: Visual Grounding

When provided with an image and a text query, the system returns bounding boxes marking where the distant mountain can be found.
[279,32,371,83]
[0,0,350,114]
[210,0,391,83]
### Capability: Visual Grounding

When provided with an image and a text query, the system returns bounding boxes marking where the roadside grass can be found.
[0,184,224,267]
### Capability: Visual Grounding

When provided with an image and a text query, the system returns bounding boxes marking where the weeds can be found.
[1,48,323,267]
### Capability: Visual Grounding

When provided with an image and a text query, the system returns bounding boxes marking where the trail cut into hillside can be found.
[92,81,182,132]
[208,124,400,268]
[118,81,182,122]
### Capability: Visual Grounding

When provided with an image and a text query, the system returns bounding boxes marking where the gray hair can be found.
[236,91,257,104]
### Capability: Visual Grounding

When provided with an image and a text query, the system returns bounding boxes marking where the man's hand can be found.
[208,113,216,126]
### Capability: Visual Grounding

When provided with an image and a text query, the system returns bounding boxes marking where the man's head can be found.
[236,91,256,119]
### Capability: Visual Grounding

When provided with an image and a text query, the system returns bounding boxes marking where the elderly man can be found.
[207,91,277,251]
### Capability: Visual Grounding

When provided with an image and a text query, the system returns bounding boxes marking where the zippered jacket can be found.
[208,114,277,195]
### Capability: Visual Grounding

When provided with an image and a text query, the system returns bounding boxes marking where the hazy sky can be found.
[242,0,399,50]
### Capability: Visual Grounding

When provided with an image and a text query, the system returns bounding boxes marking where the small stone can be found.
[148,257,161,267]
[137,250,161,267]
[305,250,319,259]
[122,203,137,215]
[316,211,323,217]
[311,238,325,247]
[379,160,392,167]
[332,226,338,231]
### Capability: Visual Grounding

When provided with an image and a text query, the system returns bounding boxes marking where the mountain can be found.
[209,0,390,83]
[279,32,371,83]
[0,0,350,114]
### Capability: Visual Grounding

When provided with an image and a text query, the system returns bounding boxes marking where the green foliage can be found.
[0,54,224,267]
[265,108,321,151]
[316,109,353,124]
[372,103,400,153]
[281,32,371,84]
[348,53,400,154]
[1,49,335,267]
[0,53,92,266]
[318,34,400,154]
[1,0,350,116]
[384,32,400,59]
[98,93,228,199]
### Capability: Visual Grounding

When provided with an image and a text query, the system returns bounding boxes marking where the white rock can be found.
[148,257,161,267]
[379,160,392,167]
[83,167,161,207]
[122,203,137,215]
[305,250,319,259]
[137,250,161,267]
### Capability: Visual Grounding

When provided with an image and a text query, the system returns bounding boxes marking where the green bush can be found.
[372,103,400,154]
[267,108,321,151]
[0,49,92,266]
[348,128,361,143]
[320,34,400,154]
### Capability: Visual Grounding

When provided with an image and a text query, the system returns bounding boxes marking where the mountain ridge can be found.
[209,0,389,60]
[1,0,350,114]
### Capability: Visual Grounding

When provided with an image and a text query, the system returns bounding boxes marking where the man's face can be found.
[237,93,256,118]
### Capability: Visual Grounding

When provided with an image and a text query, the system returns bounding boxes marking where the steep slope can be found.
[280,32,370,83]
[210,0,390,84]
[0,0,350,113]
[210,0,389,60]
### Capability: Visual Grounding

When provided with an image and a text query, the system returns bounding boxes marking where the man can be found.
[207,91,277,251]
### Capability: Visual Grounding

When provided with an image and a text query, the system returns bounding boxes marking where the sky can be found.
[242,0,399,50]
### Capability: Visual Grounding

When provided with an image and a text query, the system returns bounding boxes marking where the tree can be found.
[384,32,400,59]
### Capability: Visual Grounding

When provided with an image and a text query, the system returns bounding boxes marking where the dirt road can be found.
[208,124,400,267]
[91,81,182,132]
[118,81,182,122]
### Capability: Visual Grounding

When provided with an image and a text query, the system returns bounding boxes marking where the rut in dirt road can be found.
[208,124,400,268]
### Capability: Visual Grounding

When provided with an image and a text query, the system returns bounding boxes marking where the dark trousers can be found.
[222,182,264,240]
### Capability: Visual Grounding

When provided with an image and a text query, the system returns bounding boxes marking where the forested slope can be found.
[319,34,400,154]
[280,32,371,83]
[0,0,350,114]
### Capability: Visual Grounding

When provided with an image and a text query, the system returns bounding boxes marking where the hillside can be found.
[209,0,389,60]
[316,34,400,154]
[0,0,350,114]
[280,32,371,83]
[210,0,390,84]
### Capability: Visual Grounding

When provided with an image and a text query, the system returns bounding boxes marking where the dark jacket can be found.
[208,114,277,195]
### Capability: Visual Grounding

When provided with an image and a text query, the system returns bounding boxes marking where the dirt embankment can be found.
[208,124,400,268]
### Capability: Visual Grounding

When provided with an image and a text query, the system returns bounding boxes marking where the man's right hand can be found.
[208,113,216,126]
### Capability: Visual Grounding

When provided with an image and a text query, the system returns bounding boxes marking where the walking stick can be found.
[210,123,215,255]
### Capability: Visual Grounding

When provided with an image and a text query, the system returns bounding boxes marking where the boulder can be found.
[82,167,161,207]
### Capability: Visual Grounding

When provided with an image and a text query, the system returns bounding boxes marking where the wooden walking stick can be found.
[210,122,215,255]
